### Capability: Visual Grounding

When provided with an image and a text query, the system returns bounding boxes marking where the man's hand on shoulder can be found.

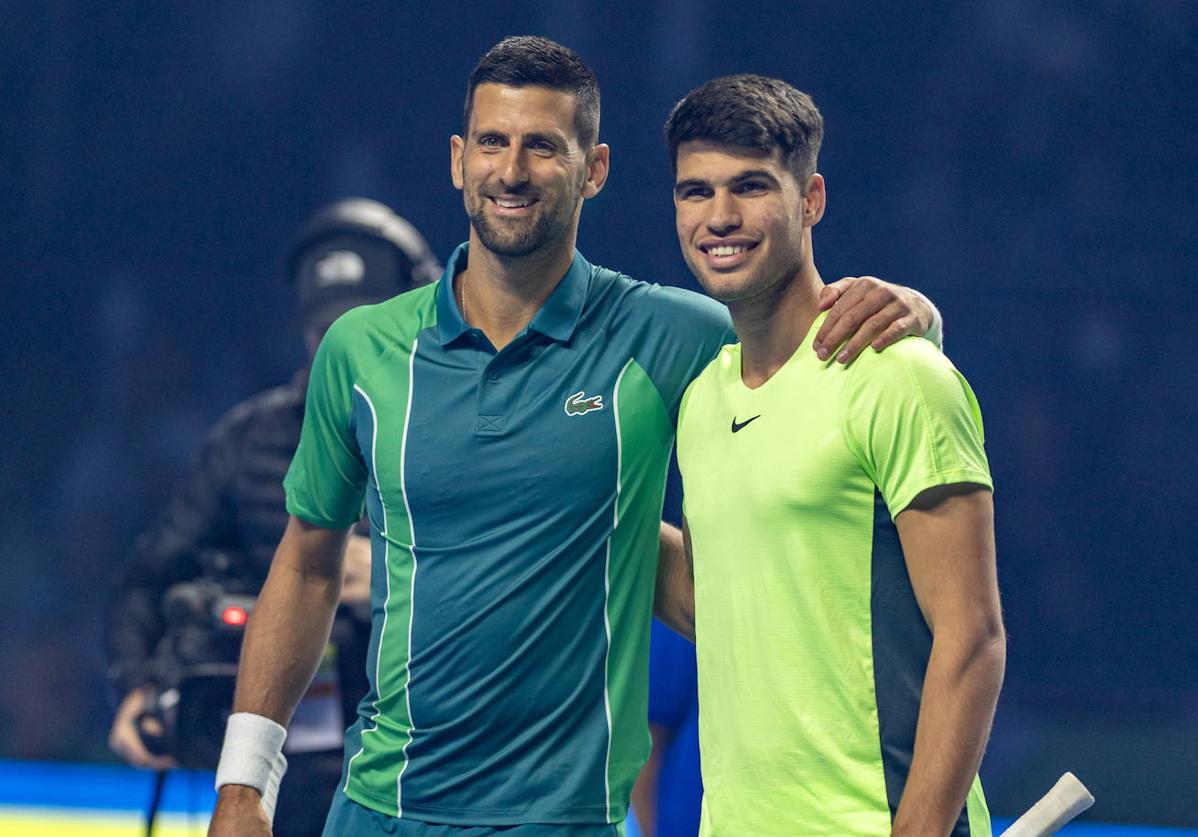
[208,785,272,837]
[813,276,939,364]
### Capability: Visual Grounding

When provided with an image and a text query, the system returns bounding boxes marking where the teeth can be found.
[708,245,748,257]
[495,198,532,209]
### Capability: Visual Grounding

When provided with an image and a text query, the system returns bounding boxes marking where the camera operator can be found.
[104,198,439,835]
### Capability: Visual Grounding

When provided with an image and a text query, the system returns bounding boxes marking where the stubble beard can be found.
[467,188,579,259]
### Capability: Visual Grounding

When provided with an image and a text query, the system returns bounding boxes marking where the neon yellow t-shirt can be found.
[677,314,993,836]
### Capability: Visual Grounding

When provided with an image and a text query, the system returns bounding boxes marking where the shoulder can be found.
[844,335,966,393]
[320,283,439,363]
[592,265,733,340]
[842,337,986,439]
[331,283,438,337]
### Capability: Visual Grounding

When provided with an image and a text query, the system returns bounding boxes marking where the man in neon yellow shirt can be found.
[660,75,1006,836]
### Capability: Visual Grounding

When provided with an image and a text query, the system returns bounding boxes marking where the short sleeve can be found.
[843,338,992,519]
[634,285,736,423]
[283,322,368,528]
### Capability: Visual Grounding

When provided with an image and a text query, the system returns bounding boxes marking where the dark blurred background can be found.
[2,0,1195,827]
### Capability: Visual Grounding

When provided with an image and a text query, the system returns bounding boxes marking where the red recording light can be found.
[222,606,249,626]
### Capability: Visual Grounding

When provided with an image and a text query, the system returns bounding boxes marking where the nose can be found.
[705,189,741,236]
[497,146,530,191]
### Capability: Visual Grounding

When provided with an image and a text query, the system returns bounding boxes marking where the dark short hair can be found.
[665,74,824,187]
[464,35,601,148]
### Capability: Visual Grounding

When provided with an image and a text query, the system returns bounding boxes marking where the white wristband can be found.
[259,750,288,823]
[215,712,288,803]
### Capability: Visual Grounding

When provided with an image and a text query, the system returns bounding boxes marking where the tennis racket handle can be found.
[1001,772,1094,837]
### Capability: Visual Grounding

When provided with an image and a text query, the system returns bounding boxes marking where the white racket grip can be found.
[1001,772,1094,837]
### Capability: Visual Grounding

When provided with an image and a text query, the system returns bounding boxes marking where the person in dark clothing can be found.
[104,197,440,836]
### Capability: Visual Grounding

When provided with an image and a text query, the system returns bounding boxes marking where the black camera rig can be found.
[136,553,256,769]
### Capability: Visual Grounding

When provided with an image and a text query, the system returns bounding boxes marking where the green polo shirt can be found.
[284,243,734,825]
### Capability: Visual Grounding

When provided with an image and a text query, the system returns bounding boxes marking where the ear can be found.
[581,143,611,199]
[802,173,826,227]
[450,135,465,191]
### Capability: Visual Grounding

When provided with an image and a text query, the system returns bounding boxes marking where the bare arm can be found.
[891,484,1005,837]
[653,520,695,642]
[209,516,350,835]
[630,724,669,836]
[813,277,943,363]
[231,515,349,720]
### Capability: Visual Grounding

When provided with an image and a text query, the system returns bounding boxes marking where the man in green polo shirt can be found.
[666,76,1006,836]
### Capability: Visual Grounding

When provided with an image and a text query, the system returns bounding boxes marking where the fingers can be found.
[110,719,176,770]
[110,689,177,770]
[813,277,885,360]
[834,303,911,364]
[816,280,845,312]
[813,277,932,363]
[871,315,917,351]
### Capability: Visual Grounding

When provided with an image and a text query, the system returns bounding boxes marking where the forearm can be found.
[652,521,695,641]
[210,528,340,837]
[231,520,347,726]
[891,628,1005,836]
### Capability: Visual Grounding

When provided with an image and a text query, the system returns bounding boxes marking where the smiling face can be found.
[451,83,608,259]
[673,139,824,304]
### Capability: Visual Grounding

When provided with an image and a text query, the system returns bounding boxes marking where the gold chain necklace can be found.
[458,273,468,324]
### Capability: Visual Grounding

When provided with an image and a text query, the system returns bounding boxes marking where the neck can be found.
[457,228,577,350]
[728,259,824,389]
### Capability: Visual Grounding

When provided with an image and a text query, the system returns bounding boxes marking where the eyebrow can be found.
[673,177,709,196]
[673,168,782,195]
[521,131,566,147]
[472,128,567,147]
[732,168,782,186]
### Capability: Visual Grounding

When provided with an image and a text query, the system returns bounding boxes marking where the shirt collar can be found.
[434,242,592,347]
[434,243,472,346]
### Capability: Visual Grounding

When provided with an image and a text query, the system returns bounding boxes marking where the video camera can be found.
[136,552,256,768]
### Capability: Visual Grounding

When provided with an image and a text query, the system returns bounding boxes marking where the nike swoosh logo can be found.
[730,415,761,433]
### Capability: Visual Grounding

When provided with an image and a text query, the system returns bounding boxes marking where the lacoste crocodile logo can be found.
[565,390,605,416]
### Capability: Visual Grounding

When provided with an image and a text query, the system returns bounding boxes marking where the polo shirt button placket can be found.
[477,359,506,436]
